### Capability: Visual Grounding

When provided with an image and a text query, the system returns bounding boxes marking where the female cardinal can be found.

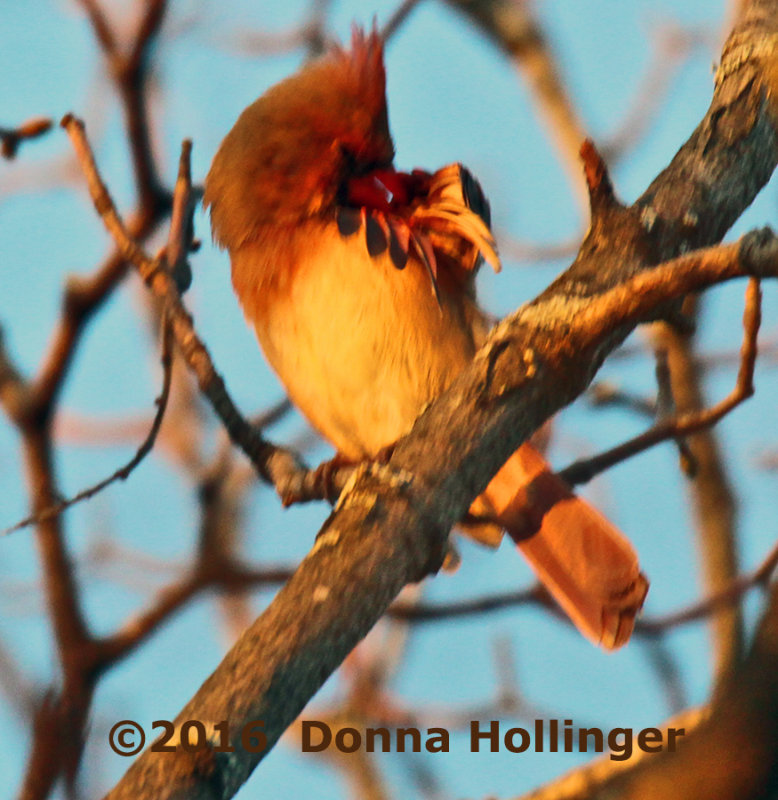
[204,29,648,648]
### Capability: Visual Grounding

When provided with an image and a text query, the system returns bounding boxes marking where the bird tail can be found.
[468,444,648,649]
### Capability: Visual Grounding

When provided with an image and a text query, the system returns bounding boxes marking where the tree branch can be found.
[2,311,174,536]
[558,278,761,486]
[514,581,778,800]
[0,117,52,160]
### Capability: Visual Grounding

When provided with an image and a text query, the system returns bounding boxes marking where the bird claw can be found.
[373,442,396,463]
[310,453,356,503]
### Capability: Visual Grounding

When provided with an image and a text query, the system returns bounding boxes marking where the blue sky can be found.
[4,0,778,797]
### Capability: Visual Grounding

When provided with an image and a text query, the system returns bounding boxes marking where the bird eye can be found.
[335,140,356,164]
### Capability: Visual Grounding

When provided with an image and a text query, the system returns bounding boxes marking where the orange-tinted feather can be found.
[470,444,648,649]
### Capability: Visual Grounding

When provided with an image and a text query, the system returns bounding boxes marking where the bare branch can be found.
[77,0,118,55]
[388,534,778,635]
[638,538,778,634]
[0,324,29,423]
[559,277,761,486]
[382,0,426,41]
[2,311,174,536]
[163,138,194,290]
[96,563,294,668]
[78,0,170,210]
[446,0,590,205]
[389,584,547,621]
[0,637,36,717]
[61,115,323,504]
[497,233,581,264]
[587,381,657,417]
[650,307,746,686]
[128,0,167,73]
[641,637,689,714]
[601,22,714,160]
[515,581,778,799]
[0,117,53,160]
[222,0,333,59]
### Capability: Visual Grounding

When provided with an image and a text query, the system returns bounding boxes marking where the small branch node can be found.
[739,226,778,279]
[579,138,618,214]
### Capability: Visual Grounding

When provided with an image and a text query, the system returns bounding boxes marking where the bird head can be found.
[204,28,394,250]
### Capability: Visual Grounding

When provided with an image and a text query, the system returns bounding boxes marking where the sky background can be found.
[2,0,778,797]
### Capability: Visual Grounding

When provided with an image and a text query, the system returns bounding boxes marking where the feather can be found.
[410,230,441,305]
[365,212,388,257]
[337,207,362,237]
[411,164,501,273]
[387,217,410,270]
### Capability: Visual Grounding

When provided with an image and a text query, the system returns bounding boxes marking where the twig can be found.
[388,537,778,638]
[652,345,697,474]
[0,117,53,159]
[253,397,293,429]
[77,0,117,54]
[305,0,333,56]
[225,0,334,59]
[226,26,319,57]
[2,310,174,536]
[128,0,167,73]
[389,585,548,621]
[0,637,36,717]
[79,0,170,211]
[162,139,194,290]
[61,115,321,503]
[641,636,688,714]
[601,22,713,161]
[382,0,426,40]
[96,562,294,667]
[638,538,778,634]
[650,301,745,685]
[498,232,582,264]
[0,325,27,421]
[559,278,761,486]
[446,0,590,205]
[587,381,657,416]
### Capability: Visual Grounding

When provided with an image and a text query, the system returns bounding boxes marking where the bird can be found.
[203,28,648,649]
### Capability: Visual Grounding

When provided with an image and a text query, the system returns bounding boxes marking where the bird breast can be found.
[231,219,484,459]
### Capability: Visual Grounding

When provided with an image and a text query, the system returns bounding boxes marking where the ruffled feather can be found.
[340,162,501,301]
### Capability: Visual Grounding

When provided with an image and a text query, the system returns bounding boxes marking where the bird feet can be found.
[308,452,358,504]
[308,444,397,505]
